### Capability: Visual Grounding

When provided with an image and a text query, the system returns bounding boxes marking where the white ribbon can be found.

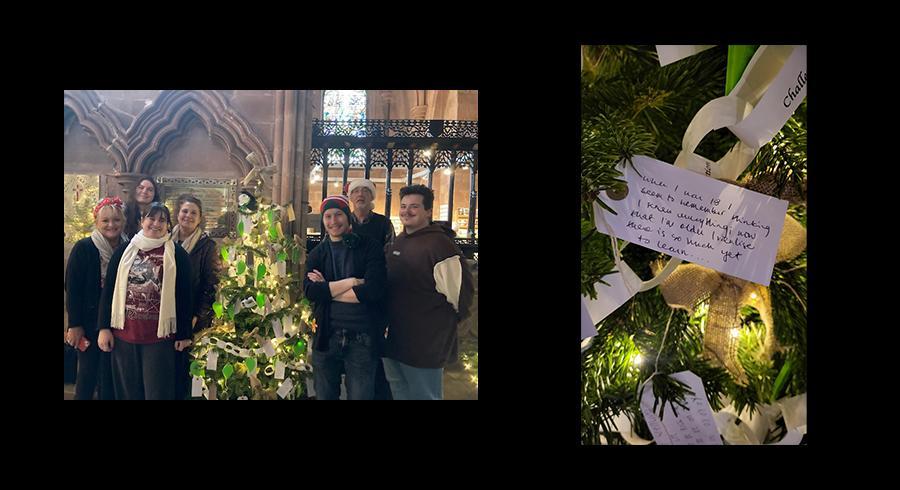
[608,391,806,445]
[656,45,716,67]
[200,336,312,372]
[674,45,806,180]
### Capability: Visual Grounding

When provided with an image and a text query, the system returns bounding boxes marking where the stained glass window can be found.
[323,90,366,136]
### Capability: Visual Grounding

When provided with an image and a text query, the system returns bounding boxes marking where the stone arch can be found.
[126,90,270,177]
[64,90,129,170]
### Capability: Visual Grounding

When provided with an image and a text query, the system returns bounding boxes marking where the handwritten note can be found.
[597,156,788,286]
[640,370,722,445]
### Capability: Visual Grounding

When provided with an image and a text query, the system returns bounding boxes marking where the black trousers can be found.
[75,340,114,400]
[111,338,176,400]
[174,346,193,400]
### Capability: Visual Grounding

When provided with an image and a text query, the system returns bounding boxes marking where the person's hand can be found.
[98,329,115,352]
[355,277,365,286]
[192,316,199,328]
[175,339,193,352]
[307,269,325,283]
[65,327,85,348]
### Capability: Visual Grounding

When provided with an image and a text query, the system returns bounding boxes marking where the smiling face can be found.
[142,208,170,239]
[95,206,124,242]
[134,179,156,205]
[177,202,202,235]
[400,194,430,233]
[323,208,350,239]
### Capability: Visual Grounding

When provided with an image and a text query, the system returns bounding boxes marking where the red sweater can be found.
[113,245,175,344]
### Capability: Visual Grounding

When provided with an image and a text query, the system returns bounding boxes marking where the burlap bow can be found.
[657,213,806,385]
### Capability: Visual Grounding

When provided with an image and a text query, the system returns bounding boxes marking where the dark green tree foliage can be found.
[581,45,807,444]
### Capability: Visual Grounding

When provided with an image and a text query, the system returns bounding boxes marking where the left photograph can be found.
[65,90,478,400]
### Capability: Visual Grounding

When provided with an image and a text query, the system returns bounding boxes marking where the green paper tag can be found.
[257,292,266,309]
[237,261,246,275]
[257,263,267,281]
[237,220,244,236]
[213,301,224,319]
[222,363,234,380]
[221,247,229,262]
[277,250,287,262]
[245,357,256,375]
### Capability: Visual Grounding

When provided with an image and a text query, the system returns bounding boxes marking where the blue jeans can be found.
[311,329,377,400]
[382,357,443,400]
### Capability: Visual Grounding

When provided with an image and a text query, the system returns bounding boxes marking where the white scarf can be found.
[110,230,178,338]
[171,224,203,254]
[90,229,126,287]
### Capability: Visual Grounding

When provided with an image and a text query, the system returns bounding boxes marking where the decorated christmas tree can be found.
[189,189,314,400]
[581,45,807,444]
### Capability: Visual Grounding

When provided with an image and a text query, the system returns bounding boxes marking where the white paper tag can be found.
[775,392,807,434]
[262,340,276,358]
[241,297,257,309]
[772,430,804,445]
[639,371,723,445]
[191,376,203,397]
[274,360,286,380]
[729,46,806,149]
[580,296,598,341]
[206,351,218,371]
[598,156,788,286]
[240,215,253,235]
[272,318,284,339]
[277,378,294,399]
[656,45,715,66]
[283,315,294,332]
[277,260,286,277]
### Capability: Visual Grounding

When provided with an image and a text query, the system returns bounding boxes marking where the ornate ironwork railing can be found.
[310,119,478,250]
[306,235,478,260]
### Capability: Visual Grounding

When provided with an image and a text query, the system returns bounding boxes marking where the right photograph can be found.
[581,45,807,444]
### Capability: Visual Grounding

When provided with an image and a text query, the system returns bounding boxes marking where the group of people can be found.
[305,179,475,400]
[65,176,219,400]
[65,175,475,401]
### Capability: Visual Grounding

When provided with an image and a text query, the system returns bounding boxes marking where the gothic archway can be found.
[126,90,270,177]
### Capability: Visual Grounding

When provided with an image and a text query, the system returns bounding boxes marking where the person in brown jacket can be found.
[383,185,475,399]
